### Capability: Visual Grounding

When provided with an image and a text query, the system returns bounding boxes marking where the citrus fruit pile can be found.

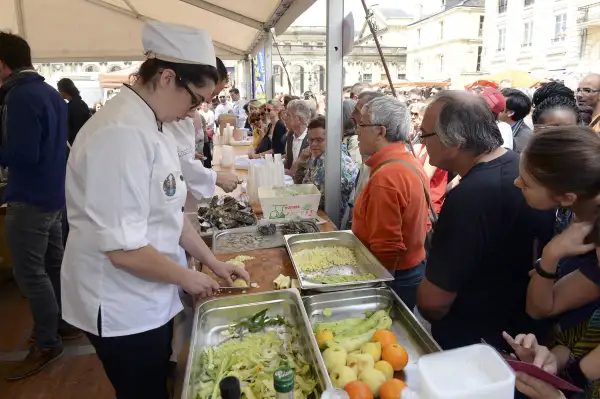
[313,311,409,398]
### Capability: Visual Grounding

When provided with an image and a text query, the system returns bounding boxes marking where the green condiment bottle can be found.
[274,367,295,399]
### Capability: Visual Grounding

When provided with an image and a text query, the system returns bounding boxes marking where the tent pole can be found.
[324,0,344,228]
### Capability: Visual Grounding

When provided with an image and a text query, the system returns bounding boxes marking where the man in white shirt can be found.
[479,88,513,150]
[214,93,232,125]
[229,87,247,128]
[284,99,313,172]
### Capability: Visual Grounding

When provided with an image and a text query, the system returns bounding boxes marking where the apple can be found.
[374,360,394,380]
[360,342,382,362]
[330,365,357,389]
[359,368,387,396]
[323,346,348,371]
[316,329,334,349]
[346,353,375,376]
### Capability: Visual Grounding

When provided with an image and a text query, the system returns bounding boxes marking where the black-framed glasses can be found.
[358,123,384,128]
[175,75,203,110]
[576,88,600,94]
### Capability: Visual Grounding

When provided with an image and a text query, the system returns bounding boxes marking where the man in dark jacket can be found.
[500,88,533,153]
[0,32,77,381]
[57,78,91,146]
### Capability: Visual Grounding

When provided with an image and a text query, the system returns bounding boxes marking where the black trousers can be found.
[86,320,174,399]
[203,141,213,169]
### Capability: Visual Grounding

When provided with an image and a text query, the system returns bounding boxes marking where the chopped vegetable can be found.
[323,308,333,318]
[294,246,357,272]
[193,309,318,399]
[273,274,291,290]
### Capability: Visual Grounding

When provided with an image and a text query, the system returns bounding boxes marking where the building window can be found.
[524,0,534,6]
[498,0,508,14]
[479,16,485,37]
[476,46,483,72]
[108,64,122,73]
[417,28,421,45]
[362,73,372,82]
[522,21,533,47]
[380,73,387,81]
[398,73,406,80]
[553,13,567,43]
[303,42,311,49]
[439,21,444,40]
[417,61,422,77]
[439,55,444,72]
[84,64,100,73]
[497,28,506,51]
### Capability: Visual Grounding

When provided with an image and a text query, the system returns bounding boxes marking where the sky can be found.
[291,0,437,30]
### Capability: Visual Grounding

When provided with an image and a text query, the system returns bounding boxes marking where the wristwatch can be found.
[534,258,560,279]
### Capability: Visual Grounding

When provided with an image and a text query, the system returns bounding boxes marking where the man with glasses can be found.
[576,74,600,133]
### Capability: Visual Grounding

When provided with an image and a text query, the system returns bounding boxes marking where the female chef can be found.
[60,21,249,399]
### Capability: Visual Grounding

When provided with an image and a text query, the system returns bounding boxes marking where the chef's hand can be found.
[208,261,250,286]
[502,332,558,374]
[515,372,564,399]
[195,152,205,160]
[544,221,595,263]
[216,171,240,193]
[180,269,219,298]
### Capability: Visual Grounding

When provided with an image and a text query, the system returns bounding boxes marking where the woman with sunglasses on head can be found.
[249,99,286,159]
[60,22,248,399]
[509,126,600,399]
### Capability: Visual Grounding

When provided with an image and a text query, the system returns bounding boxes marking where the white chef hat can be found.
[142,21,216,68]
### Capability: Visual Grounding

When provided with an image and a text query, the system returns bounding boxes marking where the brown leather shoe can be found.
[5,346,64,381]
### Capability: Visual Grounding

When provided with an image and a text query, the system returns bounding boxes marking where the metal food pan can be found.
[302,287,441,390]
[284,231,394,292]
[212,220,319,254]
[182,289,329,398]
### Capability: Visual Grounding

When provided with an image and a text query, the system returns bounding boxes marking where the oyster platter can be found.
[197,195,257,233]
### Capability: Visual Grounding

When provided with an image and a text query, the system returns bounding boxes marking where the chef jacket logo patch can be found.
[163,173,177,197]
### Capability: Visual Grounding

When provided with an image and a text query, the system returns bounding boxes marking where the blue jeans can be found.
[388,260,426,311]
[5,203,64,350]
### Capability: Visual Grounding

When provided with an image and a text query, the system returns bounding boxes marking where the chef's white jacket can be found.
[164,118,217,200]
[61,86,187,337]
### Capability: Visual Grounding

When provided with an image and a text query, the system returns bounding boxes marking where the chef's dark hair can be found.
[524,125,600,198]
[135,58,218,90]
[215,57,228,83]
[308,115,326,130]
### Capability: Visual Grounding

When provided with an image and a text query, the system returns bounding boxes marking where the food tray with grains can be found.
[285,231,394,292]
[212,220,320,254]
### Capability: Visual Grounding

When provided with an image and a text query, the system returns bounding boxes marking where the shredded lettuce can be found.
[193,328,318,399]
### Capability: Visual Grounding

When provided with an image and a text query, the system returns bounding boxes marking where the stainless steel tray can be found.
[212,221,319,254]
[182,289,330,398]
[284,230,394,292]
[303,287,441,390]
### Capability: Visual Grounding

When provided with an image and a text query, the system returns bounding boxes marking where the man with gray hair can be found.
[351,96,430,311]
[416,91,554,350]
[284,99,313,172]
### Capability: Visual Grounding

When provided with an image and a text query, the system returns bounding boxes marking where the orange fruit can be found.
[382,344,409,371]
[371,330,397,347]
[344,380,374,399]
[379,379,407,399]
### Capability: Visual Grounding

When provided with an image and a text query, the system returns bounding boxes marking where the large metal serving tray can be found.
[303,287,441,391]
[181,289,330,398]
[284,230,394,292]
[212,220,319,254]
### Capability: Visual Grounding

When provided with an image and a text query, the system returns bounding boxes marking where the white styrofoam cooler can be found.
[258,184,321,220]
[418,344,515,399]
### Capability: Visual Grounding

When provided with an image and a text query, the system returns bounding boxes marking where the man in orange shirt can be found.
[352,96,430,311]
[576,73,600,133]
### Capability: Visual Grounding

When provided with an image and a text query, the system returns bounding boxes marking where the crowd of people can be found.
[2,19,600,399]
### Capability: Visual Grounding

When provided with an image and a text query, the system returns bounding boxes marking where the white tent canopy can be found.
[0,0,316,62]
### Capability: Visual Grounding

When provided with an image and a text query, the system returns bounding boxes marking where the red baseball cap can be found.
[480,88,506,114]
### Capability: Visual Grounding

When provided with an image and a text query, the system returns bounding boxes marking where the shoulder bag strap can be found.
[590,114,600,129]
[372,159,438,226]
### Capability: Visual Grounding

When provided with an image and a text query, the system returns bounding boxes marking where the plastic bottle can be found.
[321,388,350,398]
[274,367,295,399]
